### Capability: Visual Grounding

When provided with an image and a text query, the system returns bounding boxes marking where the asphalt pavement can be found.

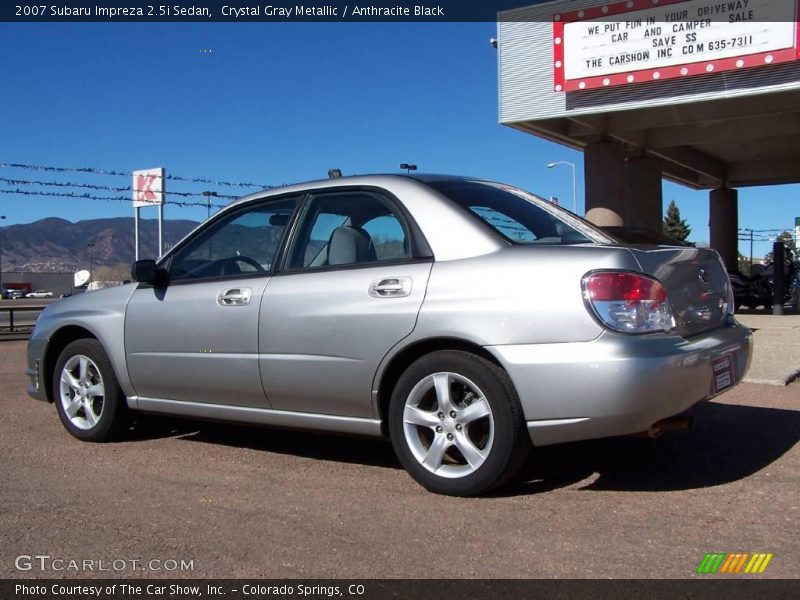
[0,340,798,579]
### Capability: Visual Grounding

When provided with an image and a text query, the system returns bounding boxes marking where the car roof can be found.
[227,174,485,208]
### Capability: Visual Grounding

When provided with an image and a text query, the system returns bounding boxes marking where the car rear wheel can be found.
[388,350,530,496]
[53,339,129,442]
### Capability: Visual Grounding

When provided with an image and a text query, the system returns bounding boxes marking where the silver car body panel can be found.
[124,276,272,408]
[489,321,752,445]
[27,283,139,398]
[369,243,640,410]
[626,246,732,337]
[412,245,638,345]
[134,397,382,437]
[26,174,753,447]
[259,261,433,418]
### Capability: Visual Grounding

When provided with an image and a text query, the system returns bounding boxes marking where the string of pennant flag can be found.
[0,177,239,200]
[738,227,797,242]
[0,162,275,189]
[0,188,228,210]
[739,228,792,233]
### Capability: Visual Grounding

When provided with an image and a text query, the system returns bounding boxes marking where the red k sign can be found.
[136,174,157,201]
[132,167,164,207]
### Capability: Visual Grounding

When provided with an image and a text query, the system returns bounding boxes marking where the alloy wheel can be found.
[59,354,105,430]
[402,372,494,478]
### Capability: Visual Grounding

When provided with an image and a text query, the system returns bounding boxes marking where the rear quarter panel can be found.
[412,244,641,346]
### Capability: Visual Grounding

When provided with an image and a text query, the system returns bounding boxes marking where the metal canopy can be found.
[497,0,800,191]
[507,88,800,190]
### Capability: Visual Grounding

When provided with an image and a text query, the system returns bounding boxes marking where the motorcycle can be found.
[729,260,798,311]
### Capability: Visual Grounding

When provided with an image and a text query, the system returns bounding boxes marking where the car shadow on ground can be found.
[127,415,402,469]
[126,401,800,495]
[504,401,800,496]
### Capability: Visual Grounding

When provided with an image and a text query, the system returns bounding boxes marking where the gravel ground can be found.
[1,340,797,579]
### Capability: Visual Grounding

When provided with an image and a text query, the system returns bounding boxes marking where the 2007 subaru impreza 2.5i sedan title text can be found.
[26,174,752,496]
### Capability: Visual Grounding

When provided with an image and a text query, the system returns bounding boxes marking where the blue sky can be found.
[0,23,797,260]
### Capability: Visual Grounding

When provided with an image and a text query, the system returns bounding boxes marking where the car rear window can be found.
[428,180,612,245]
[600,227,688,246]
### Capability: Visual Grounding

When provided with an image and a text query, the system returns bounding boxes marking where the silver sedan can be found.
[26,175,752,496]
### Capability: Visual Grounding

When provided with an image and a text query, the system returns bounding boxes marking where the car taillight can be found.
[582,271,675,334]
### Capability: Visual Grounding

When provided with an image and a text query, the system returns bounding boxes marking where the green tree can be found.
[663,200,692,243]
[737,251,751,275]
[764,231,799,266]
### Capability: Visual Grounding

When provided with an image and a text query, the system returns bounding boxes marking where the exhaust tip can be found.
[631,416,693,438]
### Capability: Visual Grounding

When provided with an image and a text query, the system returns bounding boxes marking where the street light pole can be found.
[87,243,96,286]
[202,191,218,221]
[546,161,577,214]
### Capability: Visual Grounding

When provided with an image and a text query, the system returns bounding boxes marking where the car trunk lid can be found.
[625,246,731,337]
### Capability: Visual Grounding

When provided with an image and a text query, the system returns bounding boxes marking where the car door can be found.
[124,196,300,408]
[259,188,433,419]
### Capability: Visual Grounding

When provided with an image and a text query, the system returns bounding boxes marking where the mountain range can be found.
[0,217,200,273]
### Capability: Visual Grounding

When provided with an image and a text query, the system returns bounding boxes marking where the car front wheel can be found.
[53,339,129,442]
[388,350,530,496]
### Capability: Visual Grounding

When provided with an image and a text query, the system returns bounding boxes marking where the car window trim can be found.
[158,192,307,286]
[276,185,433,274]
[427,180,610,247]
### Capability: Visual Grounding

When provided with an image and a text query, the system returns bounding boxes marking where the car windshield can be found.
[429,180,613,245]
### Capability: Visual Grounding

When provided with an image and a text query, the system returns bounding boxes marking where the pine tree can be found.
[663,200,691,243]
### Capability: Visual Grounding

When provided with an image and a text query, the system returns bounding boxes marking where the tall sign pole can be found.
[159,202,164,257]
[132,167,165,260]
[134,206,140,261]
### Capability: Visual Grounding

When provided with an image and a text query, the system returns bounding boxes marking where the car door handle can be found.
[369,277,412,298]
[217,288,252,306]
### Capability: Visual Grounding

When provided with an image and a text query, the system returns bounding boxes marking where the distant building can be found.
[1,272,78,296]
[497,0,800,271]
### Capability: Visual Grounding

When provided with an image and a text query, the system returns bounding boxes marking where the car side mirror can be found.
[131,260,168,287]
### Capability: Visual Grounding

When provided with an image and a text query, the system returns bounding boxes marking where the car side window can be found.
[469,206,538,242]
[168,197,298,281]
[286,191,412,270]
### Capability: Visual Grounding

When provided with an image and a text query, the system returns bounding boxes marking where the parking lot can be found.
[1,339,798,579]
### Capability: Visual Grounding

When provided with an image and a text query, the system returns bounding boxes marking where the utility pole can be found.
[0,215,5,293]
[202,191,217,221]
[739,228,754,273]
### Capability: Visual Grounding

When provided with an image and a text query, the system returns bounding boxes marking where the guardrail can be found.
[0,304,47,336]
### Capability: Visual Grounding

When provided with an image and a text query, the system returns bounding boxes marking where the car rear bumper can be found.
[486,320,752,446]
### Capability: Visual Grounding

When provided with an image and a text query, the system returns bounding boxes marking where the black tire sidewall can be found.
[53,339,126,442]
[388,350,527,496]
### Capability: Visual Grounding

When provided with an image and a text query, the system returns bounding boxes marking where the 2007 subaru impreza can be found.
[26,175,752,496]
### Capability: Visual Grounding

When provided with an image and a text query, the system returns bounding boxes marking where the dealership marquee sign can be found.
[553,0,800,92]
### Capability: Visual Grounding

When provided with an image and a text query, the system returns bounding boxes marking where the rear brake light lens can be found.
[582,271,675,334]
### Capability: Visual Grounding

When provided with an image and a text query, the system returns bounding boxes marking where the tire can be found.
[388,350,530,496]
[53,339,129,442]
